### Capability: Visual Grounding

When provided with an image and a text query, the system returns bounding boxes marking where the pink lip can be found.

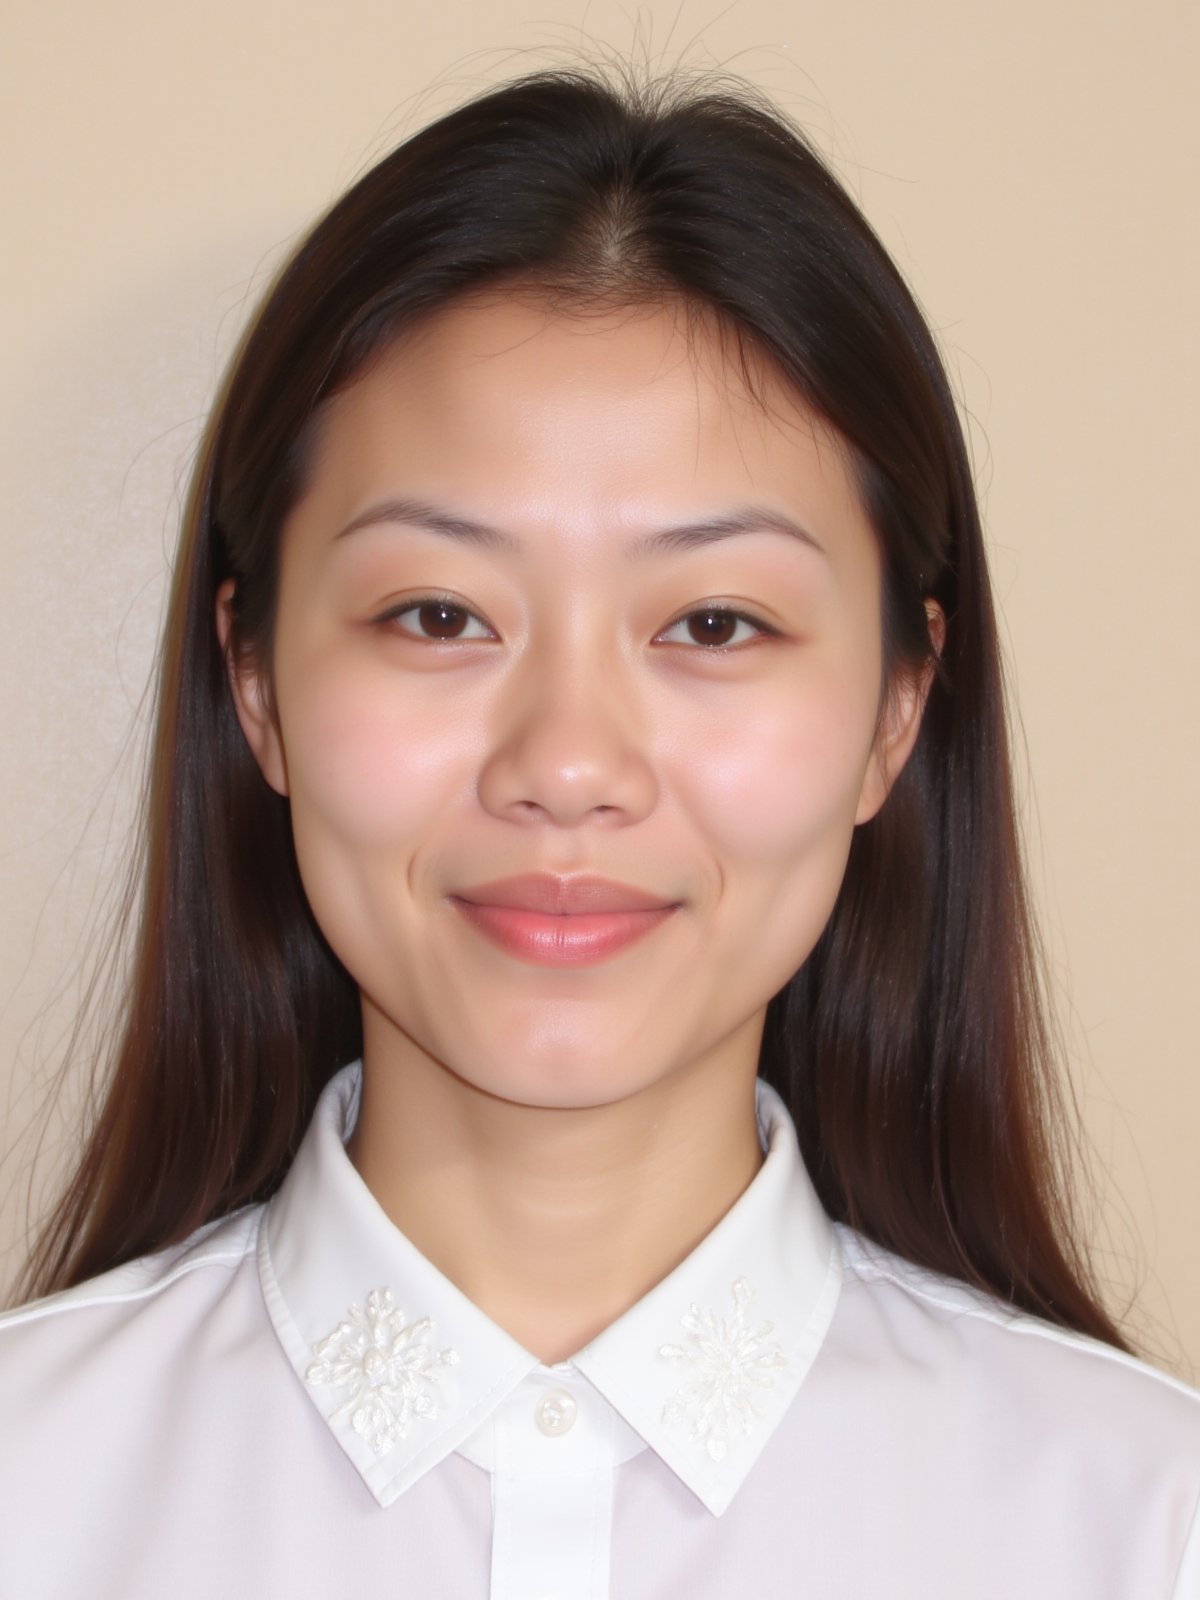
[452,873,677,914]
[448,873,681,966]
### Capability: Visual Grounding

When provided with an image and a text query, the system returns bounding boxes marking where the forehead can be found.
[292,292,874,565]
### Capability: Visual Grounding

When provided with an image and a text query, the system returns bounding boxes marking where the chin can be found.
[450,1057,664,1114]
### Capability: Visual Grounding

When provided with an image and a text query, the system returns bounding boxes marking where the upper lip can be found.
[452,873,678,913]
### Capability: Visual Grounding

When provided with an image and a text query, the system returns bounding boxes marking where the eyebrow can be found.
[333,496,826,558]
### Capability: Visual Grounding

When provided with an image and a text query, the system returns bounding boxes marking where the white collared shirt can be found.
[2,1061,1198,1598]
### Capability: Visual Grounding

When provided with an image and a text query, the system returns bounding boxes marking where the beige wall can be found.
[2,1,1196,1373]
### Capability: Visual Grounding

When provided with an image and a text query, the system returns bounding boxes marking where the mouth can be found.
[447,871,682,967]
[447,896,679,967]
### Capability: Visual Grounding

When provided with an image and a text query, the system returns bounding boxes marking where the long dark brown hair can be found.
[18,65,1127,1348]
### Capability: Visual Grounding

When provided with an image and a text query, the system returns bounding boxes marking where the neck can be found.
[346,1020,765,1366]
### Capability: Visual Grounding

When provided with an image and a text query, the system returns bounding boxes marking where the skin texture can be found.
[217,295,935,1363]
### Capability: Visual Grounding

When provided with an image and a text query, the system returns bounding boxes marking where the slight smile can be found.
[448,874,682,966]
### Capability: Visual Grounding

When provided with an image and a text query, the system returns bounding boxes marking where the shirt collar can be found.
[260,1061,840,1517]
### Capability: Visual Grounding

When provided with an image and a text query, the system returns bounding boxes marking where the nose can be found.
[475,641,659,829]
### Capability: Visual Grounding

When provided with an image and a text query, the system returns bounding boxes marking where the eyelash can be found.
[376,595,781,650]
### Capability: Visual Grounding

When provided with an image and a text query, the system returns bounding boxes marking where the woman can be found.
[2,65,1196,1597]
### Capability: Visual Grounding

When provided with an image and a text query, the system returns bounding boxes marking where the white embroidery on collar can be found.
[305,1287,460,1456]
[659,1276,789,1462]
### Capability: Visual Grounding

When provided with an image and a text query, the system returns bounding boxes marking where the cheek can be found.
[661,657,881,991]
[280,658,480,850]
[668,666,878,868]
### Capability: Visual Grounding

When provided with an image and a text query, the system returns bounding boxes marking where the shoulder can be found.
[833,1222,1200,1448]
[0,1206,264,1393]
[818,1228,1200,1593]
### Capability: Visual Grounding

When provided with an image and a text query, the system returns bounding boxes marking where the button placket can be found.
[491,1372,613,1600]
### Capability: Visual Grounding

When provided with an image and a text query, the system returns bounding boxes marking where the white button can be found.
[534,1388,578,1436]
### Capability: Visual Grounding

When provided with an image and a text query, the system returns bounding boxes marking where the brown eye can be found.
[658,607,776,650]
[382,597,491,641]
[686,610,739,647]
[415,600,468,639]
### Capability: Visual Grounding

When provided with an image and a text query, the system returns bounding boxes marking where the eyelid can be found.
[375,593,495,640]
[655,605,781,648]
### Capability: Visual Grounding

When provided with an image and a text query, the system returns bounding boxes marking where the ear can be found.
[215,578,289,796]
[855,599,945,824]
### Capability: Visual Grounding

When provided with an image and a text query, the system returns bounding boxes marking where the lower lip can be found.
[449,899,678,966]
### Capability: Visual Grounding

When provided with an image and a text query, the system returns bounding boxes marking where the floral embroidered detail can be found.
[659,1276,789,1462]
[305,1287,459,1456]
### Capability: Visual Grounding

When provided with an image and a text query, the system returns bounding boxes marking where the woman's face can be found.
[223,295,927,1109]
